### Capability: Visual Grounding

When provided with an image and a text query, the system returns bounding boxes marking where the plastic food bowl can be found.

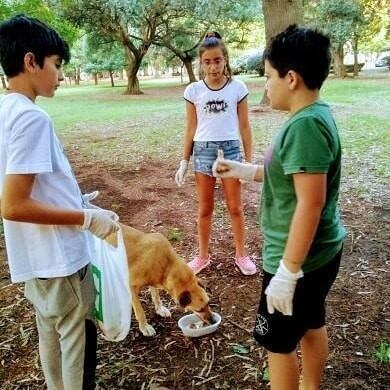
[178,312,222,337]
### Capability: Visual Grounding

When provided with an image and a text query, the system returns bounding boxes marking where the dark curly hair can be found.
[264,24,331,90]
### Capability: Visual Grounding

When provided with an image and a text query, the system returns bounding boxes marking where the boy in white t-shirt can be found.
[0,15,119,389]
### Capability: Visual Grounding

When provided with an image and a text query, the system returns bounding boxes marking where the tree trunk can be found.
[183,58,197,83]
[75,67,80,85]
[1,75,7,89]
[154,64,161,79]
[93,73,98,85]
[353,36,359,77]
[124,46,144,94]
[333,45,346,78]
[260,0,304,104]
[263,0,303,43]
[109,71,115,87]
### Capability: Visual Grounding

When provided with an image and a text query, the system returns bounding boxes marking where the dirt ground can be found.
[0,114,389,389]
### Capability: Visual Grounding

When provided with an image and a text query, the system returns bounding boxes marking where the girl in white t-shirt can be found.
[175,32,257,276]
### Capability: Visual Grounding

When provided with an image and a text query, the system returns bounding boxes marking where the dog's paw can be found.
[140,323,156,337]
[156,305,171,317]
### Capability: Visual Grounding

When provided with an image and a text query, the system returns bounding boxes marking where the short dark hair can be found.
[264,24,331,90]
[0,14,70,77]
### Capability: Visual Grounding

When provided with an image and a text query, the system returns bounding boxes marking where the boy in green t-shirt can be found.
[213,25,345,389]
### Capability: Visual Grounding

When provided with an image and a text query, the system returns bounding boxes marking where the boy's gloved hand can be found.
[82,190,100,209]
[175,160,189,187]
[81,209,119,239]
[265,260,303,316]
[212,158,258,182]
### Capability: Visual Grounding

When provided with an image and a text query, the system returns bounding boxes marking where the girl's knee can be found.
[198,203,214,218]
[227,205,243,218]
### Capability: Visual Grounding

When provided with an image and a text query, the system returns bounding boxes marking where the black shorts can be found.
[253,248,342,354]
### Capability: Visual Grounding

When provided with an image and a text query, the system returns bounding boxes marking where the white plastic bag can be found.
[90,228,132,341]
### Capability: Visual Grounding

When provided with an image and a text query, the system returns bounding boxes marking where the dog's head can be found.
[177,279,213,323]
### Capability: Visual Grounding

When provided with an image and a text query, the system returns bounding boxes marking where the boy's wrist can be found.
[282,258,303,274]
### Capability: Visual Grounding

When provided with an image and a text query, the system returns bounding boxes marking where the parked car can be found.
[231,49,265,76]
[375,55,390,67]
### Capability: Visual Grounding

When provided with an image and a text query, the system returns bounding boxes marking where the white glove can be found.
[82,190,100,209]
[212,157,258,182]
[81,209,119,239]
[175,160,189,187]
[265,260,303,316]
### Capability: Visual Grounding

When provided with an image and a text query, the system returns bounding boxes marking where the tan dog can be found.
[107,224,212,336]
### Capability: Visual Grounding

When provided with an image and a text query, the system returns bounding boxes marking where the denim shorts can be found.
[193,140,242,176]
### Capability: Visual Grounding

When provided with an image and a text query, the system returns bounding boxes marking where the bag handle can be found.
[115,227,126,253]
[113,227,131,295]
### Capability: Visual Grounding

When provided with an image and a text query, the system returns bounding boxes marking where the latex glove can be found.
[81,209,119,239]
[82,190,100,209]
[265,260,303,316]
[175,160,189,187]
[212,157,258,182]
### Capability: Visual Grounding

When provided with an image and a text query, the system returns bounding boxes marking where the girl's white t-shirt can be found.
[0,93,91,283]
[184,78,249,141]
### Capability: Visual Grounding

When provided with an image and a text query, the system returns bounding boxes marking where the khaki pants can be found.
[24,265,95,390]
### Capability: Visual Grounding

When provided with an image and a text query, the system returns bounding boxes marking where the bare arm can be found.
[283,173,327,272]
[237,97,252,162]
[182,102,197,161]
[1,174,84,225]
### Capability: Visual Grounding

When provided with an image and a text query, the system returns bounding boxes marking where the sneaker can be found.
[187,256,211,274]
[235,255,257,275]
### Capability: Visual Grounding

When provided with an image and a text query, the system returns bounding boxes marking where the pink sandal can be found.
[187,256,211,274]
[235,255,257,275]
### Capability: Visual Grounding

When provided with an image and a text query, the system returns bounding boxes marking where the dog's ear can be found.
[178,291,191,307]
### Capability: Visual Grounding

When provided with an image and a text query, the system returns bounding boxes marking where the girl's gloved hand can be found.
[175,160,189,187]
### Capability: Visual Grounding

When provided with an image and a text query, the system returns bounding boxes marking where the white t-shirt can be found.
[0,93,91,283]
[184,78,249,141]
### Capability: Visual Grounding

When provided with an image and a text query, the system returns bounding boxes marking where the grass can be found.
[246,72,390,189]
[38,85,184,133]
[3,71,389,191]
[374,341,390,365]
[167,227,183,242]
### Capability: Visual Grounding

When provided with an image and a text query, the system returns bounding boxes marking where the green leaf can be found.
[231,343,249,354]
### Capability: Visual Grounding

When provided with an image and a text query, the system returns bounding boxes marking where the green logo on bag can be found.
[92,265,103,321]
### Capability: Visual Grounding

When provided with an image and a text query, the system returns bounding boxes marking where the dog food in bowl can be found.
[178,312,221,337]
[189,321,206,329]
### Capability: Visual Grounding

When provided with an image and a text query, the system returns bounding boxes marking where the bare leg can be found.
[195,173,215,258]
[300,326,328,390]
[221,178,246,257]
[268,350,300,390]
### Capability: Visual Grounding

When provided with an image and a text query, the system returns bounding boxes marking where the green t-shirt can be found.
[261,100,346,274]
